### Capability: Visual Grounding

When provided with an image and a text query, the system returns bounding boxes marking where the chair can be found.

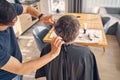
[101,17,110,33]
[32,26,51,51]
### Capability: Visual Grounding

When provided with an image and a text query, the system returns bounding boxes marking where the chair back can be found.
[33,26,50,51]
[101,17,110,33]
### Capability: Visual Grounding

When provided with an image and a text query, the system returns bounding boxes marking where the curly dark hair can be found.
[0,0,17,25]
[54,15,80,42]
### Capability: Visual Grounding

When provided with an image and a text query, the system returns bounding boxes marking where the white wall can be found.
[7,0,15,3]
[40,0,67,14]
[40,0,49,14]
[82,0,120,13]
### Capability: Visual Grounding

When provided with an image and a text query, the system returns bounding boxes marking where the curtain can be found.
[14,0,21,4]
[68,0,82,13]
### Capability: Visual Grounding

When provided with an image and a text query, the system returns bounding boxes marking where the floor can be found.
[18,22,120,80]
[18,22,40,80]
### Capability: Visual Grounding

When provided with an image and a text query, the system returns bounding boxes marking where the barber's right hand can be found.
[50,36,64,58]
[40,15,54,25]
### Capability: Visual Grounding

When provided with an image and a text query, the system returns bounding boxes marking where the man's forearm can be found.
[19,52,56,75]
[22,5,54,25]
[25,5,40,18]
[2,52,57,75]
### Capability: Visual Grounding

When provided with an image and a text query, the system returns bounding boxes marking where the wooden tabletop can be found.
[43,13,108,48]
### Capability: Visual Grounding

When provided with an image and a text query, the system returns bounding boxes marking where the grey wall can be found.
[82,0,120,13]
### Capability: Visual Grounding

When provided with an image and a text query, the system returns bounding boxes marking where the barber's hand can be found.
[50,36,64,58]
[40,15,54,25]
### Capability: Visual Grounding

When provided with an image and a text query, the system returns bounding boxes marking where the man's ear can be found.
[76,31,80,36]
[58,32,63,37]
[57,32,65,42]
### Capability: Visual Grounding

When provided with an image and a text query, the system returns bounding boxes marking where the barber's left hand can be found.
[50,36,64,57]
[40,15,54,25]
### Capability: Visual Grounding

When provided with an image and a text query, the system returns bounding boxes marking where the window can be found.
[49,0,65,14]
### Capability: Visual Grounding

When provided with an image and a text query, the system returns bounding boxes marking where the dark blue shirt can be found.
[0,3,23,80]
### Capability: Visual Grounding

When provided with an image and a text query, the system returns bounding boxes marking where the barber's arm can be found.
[1,37,64,75]
[22,5,54,25]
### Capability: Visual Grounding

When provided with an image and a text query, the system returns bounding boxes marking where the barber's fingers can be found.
[54,37,62,44]
[56,38,64,48]
[51,36,64,47]
[51,36,56,44]
[47,16,54,24]
[44,20,54,24]
[49,15,54,22]
[40,15,54,25]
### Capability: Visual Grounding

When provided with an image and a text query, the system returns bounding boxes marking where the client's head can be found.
[54,15,80,43]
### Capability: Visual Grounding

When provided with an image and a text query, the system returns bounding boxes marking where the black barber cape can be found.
[35,44,100,80]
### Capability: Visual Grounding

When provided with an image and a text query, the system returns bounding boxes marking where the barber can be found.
[0,0,64,80]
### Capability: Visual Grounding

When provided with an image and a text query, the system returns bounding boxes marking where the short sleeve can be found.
[0,44,10,68]
[11,3,23,15]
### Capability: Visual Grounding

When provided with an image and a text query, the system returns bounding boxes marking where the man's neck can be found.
[0,26,8,31]
[64,41,74,44]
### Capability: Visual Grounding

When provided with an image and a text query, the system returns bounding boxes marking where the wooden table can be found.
[43,13,108,48]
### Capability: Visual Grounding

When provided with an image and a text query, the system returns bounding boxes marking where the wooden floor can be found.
[18,22,120,80]
[90,35,120,80]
